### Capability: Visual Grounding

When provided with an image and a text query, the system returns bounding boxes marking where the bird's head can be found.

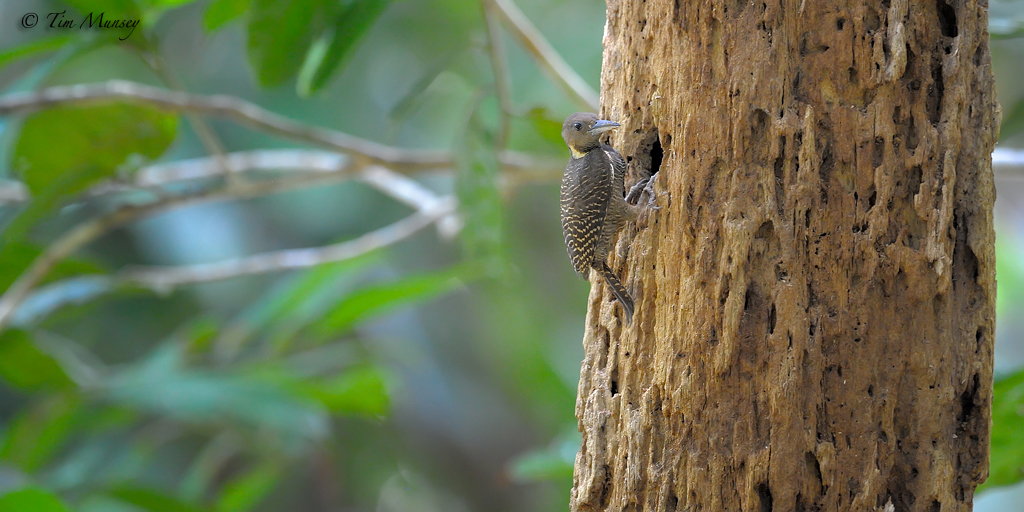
[561,112,620,158]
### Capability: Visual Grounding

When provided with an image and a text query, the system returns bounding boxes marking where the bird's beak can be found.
[588,119,620,135]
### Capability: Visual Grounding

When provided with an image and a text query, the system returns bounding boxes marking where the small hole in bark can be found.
[756,482,773,512]
[864,7,880,32]
[768,304,777,334]
[937,0,958,37]
[805,452,823,489]
[928,55,945,125]
[867,385,874,397]
[650,138,663,176]
[909,166,923,196]
[836,17,845,30]
[872,136,885,168]
[667,493,679,511]
[958,373,980,424]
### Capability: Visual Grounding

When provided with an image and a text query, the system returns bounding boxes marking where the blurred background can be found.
[0,0,1020,511]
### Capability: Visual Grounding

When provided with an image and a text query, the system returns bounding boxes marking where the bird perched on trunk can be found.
[560,112,655,324]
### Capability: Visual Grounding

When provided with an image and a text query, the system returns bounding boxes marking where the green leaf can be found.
[0,329,73,390]
[0,241,104,294]
[215,463,279,512]
[0,35,76,70]
[296,0,393,95]
[104,344,328,442]
[984,367,1024,490]
[387,53,458,123]
[247,0,331,87]
[3,103,177,250]
[107,486,207,512]
[0,488,71,512]
[526,107,566,147]
[219,251,380,354]
[300,366,390,416]
[13,103,177,195]
[0,394,81,472]
[204,0,250,32]
[312,267,470,338]
[1000,96,1024,141]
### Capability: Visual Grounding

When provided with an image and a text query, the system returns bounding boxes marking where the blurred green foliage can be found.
[0,0,1021,510]
[0,0,600,509]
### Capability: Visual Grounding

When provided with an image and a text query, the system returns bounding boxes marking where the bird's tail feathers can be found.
[600,262,634,324]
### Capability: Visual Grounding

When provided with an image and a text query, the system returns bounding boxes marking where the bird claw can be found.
[626,175,660,212]
[625,177,650,205]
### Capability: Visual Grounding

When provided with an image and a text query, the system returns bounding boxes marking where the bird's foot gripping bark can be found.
[625,175,660,211]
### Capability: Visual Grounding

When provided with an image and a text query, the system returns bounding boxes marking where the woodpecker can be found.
[560,112,654,324]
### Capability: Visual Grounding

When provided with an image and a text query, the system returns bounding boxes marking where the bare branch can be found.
[359,165,463,238]
[16,199,456,323]
[994,147,1024,171]
[482,0,515,148]
[0,81,565,329]
[134,151,461,236]
[0,154,460,328]
[0,80,451,170]
[484,0,599,111]
[120,197,455,291]
[134,149,348,186]
[0,174,351,332]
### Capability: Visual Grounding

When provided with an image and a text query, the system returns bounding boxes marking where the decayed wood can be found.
[571,0,998,510]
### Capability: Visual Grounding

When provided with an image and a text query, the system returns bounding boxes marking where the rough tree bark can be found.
[571,0,998,510]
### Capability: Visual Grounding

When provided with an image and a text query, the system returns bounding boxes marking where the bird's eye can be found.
[573,122,583,131]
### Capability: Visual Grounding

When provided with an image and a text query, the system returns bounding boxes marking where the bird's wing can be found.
[560,151,612,276]
[603,145,628,197]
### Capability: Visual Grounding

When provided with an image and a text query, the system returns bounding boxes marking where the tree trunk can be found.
[571,0,998,510]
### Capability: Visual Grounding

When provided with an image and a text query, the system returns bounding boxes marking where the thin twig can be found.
[120,197,455,291]
[0,148,563,206]
[485,0,599,111]
[0,82,564,329]
[18,199,455,323]
[0,80,451,170]
[146,51,232,176]
[482,0,515,148]
[994,147,1024,170]
[3,156,459,327]
[0,173,350,332]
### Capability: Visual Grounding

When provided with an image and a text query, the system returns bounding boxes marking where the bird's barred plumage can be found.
[559,113,639,324]
[560,148,613,275]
